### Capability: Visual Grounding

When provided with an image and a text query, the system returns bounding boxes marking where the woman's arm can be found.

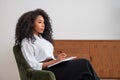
[42,52,67,69]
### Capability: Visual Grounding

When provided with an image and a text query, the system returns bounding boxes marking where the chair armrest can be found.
[27,68,56,80]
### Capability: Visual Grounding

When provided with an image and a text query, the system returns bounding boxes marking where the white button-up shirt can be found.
[21,35,55,70]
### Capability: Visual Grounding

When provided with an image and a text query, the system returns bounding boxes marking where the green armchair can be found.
[13,45,56,80]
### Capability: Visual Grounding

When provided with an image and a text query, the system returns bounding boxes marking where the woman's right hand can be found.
[42,52,67,69]
[56,52,67,61]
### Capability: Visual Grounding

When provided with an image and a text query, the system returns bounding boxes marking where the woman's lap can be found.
[46,58,99,80]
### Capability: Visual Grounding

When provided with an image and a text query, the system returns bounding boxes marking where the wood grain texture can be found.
[54,40,120,79]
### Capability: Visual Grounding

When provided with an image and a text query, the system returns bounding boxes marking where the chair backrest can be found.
[13,45,31,80]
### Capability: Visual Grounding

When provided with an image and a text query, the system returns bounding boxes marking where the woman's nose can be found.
[42,23,45,27]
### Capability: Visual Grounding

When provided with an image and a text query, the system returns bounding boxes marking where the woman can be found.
[15,8,100,80]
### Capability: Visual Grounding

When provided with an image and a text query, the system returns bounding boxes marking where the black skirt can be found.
[46,59,100,80]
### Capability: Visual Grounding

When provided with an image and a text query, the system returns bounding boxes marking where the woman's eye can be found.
[38,22,41,23]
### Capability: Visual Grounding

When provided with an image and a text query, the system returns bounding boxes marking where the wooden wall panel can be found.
[54,40,90,60]
[54,40,120,79]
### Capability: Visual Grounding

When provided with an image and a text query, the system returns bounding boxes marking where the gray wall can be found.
[0,0,120,80]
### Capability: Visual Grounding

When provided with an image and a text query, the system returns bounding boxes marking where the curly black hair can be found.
[15,9,53,46]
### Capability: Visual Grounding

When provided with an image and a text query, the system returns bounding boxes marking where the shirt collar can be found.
[33,34,42,39]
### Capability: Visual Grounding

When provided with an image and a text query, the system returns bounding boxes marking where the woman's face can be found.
[33,15,45,35]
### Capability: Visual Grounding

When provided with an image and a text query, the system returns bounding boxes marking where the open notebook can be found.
[48,56,76,68]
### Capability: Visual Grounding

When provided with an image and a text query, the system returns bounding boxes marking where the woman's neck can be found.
[33,31,39,36]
